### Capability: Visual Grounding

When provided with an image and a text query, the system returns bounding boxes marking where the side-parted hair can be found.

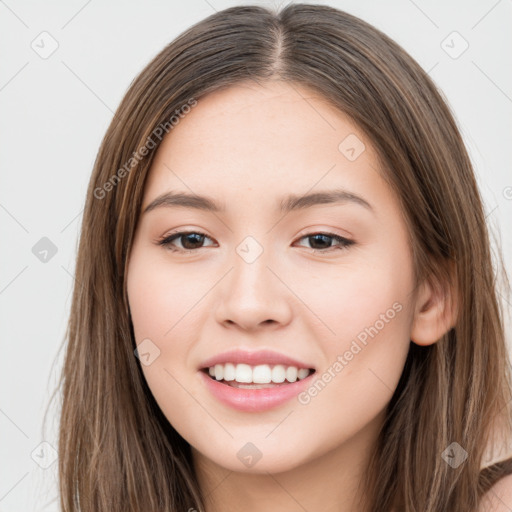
[52,4,512,511]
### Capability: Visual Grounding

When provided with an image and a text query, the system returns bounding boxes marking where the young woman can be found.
[55,4,512,511]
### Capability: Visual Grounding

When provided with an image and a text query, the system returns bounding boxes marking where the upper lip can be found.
[199,349,315,370]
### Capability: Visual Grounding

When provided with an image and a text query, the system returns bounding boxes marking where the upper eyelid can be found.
[161,230,350,241]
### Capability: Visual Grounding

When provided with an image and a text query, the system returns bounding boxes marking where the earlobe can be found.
[410,273,458,346]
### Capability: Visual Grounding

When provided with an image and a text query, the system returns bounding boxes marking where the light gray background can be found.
[1,1,511,510]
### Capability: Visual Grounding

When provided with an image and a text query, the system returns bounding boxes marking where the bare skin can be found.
[126,80,456,511]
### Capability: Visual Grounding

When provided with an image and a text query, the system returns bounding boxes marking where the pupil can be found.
[183,233,204,249]
[310,234,330,249]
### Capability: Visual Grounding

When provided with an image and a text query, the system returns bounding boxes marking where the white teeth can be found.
[235,363,253,383]
[271,365,286,383]
[297,368,310,380]
[206,363,313,384]
[286,366,298,382]
[253,364,272,384]
[223,363,236,381]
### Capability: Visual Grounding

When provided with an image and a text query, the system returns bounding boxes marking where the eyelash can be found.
[157,230,355,254]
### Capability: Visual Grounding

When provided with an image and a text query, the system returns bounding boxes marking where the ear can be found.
[410,267,458,346]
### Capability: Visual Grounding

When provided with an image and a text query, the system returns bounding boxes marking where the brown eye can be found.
[158,231,215,252]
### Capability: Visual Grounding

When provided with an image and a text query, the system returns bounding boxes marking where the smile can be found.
[199,364,316,412]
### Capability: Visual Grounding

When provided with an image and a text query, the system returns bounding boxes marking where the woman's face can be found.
[127,81,418,475]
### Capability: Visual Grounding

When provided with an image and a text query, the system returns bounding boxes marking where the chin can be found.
[195,439,309,475]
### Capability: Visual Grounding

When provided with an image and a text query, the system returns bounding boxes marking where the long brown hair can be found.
[51,4,512,510]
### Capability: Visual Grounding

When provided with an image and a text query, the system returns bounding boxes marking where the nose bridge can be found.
[215,234,292,329]
[230,234,275,302]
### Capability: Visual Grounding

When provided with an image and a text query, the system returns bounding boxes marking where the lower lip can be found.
[198,370,315,412]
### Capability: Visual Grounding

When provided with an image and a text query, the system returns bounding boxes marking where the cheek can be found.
[292,246,414,406]
[295,284,412,452]
[289,246,414,347]
[127,251,204,342]
[126,248,209,381]
[127,252,208,434]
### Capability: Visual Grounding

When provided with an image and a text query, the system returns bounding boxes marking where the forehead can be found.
[142,80,392,214]
[159,80,360,157]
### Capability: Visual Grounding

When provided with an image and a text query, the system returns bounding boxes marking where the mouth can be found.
[199,363,317,412]
[200,363,316,389]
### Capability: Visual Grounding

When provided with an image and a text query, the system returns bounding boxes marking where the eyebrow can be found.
[143,188,374,214]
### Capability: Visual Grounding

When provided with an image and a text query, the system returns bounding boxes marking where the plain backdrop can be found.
[1,1,511,510]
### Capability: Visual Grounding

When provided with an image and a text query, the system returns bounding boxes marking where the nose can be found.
[214,245,293,332]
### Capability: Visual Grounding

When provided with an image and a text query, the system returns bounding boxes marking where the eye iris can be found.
[181,233,205,249]
[309,234,331,249]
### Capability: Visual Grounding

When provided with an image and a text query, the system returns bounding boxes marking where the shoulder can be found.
[479,473,512,511]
